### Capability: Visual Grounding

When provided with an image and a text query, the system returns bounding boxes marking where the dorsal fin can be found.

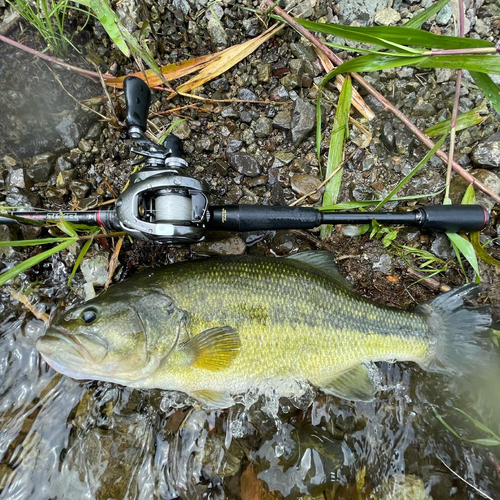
[286,251,352,289]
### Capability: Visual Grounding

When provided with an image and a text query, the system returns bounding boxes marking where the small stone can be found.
[207,17,228,49]
[76,196,102,210]
[435,68,455,83]
[55,156,73,173]
[56,169,76,189]
[81,252,109,286]
[221,107,239,119]
[373,254,393,274]
[226,139,243,154]
[6,167,30,189]
[228,152,262,177]
[78,139,92,153]
[269,85,289,101]
[242,18,261,36]
[191,231,246,256]
[26,162,53,183]
[0,225,15,259]
[237,88,257,101]
[195,136,214,152]
[3,156,16,168]
[254,117,273,138]
[173,120,191,140]
[6,187,40,208]
[214,160,229,176]
[32,152,56,166]
[436,4,453,26]
[70,179,91,199]
[226,185,242,203]
[210,77,230,92]
[21,225,43,240]
[272,109,293,130]
[290,174,322,202]
[258,64,272,83]
[45,187,68,204]
[273,152,295,165]
[281,72,301,90]
[245,175,268,188]
[271,231,298,255]
[205,2,223,21]
[412,98,437,118]
[172,0,190,14]
[472,132,500,168]
[450,169,500,212]
[431,233,454,259]
[56,118,82,149]
[291,98,316,145]
[290,41,317,62]
[381,122,395,151]
[375,8,401,26]
[241,128,255,145]
[85,122,103,140]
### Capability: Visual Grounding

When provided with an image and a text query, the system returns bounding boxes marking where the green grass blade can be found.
[0,238,77,287]
[321,75,352,238]
[78,0,130,56]
[293,19,493,49]
[470,231,500,266]
[403,0,451,29]
[470,71,500,115]
[425,105,488,137]
[68,228,100,286]
[454,408,500,442]
[375,134,447,210]
[447,232,481,279]
[316,90,322,176]
[0,237,72,247]
[414,55,500,75]
[57,218,78,237]
[159,119,185,144]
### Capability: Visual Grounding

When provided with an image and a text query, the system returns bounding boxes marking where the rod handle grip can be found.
[124,76,151,132]
[417,205,489,232]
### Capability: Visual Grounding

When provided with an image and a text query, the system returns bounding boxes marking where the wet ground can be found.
[1,0,500,498]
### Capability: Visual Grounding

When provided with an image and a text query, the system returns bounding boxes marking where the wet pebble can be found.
[55,156,73,174]
[70,179,92,199]
[6,167,31,190]
[254,117,273,138]
[436,4,453,25]
[291,98,316,145]
[373,253,393,274]
[412,98,437,118]
[56,169,76,189]
[226,139,243,154]
[281,72,301,90]
[191,231,246,256]
[85,122,102,141]
[471,131,500,168]
[271,231,298,255]
[290,41,316,62]
[56,118,82,149]
[242,17,261,36]
[210,77,230,92]
[6,187,40,208]
[290,174,322,203]
[240,128,255,145]
[81,252,109,286]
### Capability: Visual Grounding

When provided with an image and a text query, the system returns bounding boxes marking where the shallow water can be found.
[1,304,499,499]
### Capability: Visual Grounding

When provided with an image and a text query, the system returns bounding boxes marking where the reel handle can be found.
[124,76,151,132]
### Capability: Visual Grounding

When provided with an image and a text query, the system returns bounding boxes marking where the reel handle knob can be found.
[124,76,151,132]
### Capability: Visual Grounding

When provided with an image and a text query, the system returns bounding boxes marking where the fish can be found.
[36,251,492,408]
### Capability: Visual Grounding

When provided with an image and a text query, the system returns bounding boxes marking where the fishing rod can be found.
[0,76,489,244]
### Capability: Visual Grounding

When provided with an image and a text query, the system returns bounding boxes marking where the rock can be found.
[290,98,316,145]
[6,167,30,189]
[273,152,295,165]
[226,139,243,154]
[375,474,431,500]
[373,253,393,274]
[214,160,229,176]
[0,225,15,258]
[56,118,82,149]
[229,152,262,177]
[290,42,317,62]
[81,252,109,286]
[195,136,214,152]
[3,155,16,168]
[436,4,453,26]
[242,18,261,36]
[191,231,246,256]
[435,68,455,83]
[6,187,40,208]
[269,85,289,102]
[381,122,395,151]
[412,98,437,118]
[26,162,53,183]
[78,139,92,153]
[291,174,322,202]
[55,156,73,173]
[56,169,76,189]
[44,187,68,204]
[85,122,102,140]
[207,17,228,48]
[431,233,454,259]
[375,8,401,26]
[238,88,257,101]
[210,77,230,92]
[172,0,189,14]
[338,0,388,25]
[254,117,273,138]
[240,110,253,123]
[258,64,272,83]
[450,169,500,212]
[173,120,191,140]
[271,231,298,255]
[70,179,91,199]
[272,109,293,130]
[221,106,239,119]
[241,128,255,145]
[281,72,301,90]
[472,132,500,168]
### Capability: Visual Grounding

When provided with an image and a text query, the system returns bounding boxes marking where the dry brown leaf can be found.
[6,287,50,324]
[240,465,279,500]
[175,24,282,96]
[105,236,124,289]
[314,46,375,121]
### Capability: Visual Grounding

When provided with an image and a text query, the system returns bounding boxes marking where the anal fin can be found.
[192,390,235,409]
[320,365,377,402]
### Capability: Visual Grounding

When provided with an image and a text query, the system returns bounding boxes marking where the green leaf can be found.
[375,134,447,210]
[470,71,500,115]
[0,237,72,247]
[424,105,488,138]
[321,75,352,238]
[454,408,500,441]
[470,231,500,266]
[447,232,481,279]
[403,0,451,29]
[382,230,398,247]
[57,218,78,237]
[461,184,476,205]
[293,19,493,50]
[0,239,77,287]
[68,228,101,286]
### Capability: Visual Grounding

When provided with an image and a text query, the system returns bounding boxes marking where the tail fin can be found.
[417,284,492,376]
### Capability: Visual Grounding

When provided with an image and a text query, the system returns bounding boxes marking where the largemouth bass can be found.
[36,252,492,408]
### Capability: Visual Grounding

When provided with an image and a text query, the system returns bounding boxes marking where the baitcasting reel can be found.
[116,76,209,244]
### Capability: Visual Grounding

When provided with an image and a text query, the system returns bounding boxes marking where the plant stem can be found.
[0,34,102,79]
[426,47,498,56]
[265,0,500,204]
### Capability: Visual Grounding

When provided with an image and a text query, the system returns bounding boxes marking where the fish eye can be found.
[81,308,98,324]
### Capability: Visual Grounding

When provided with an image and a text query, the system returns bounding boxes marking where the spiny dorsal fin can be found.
[192,389,235,409]
[320,365,377,402]
[286,251,352,289]
[180,326,241,371]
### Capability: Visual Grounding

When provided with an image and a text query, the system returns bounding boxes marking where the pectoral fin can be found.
[192,390,235,409]
[180,326,241,371]
[321,365,377,402]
